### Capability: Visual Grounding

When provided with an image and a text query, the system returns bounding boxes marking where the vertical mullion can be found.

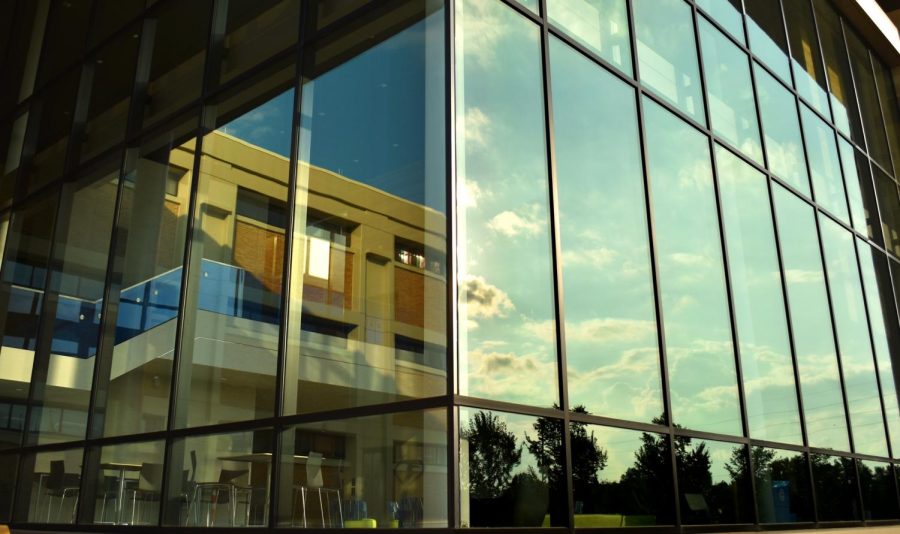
[158,0,217,524]
[690,0,760,524]
[445,0,460,527]
[536,1,573,529]
[625,0,681,526]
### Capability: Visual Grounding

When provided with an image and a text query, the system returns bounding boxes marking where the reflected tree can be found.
[463,411,522,498]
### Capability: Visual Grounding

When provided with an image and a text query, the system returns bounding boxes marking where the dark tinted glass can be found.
[859,461,900,519]
[677,438,753,524]
[810,454,860,521]
[550,37,661,423]
[753,447,812,523]
[875,170,900,256]
[0,1,48,114]
[572,423,674,527]
[19,447,84,524]
[35,0,91,88]
[873,58,900,179]
[460,408,566,527]
[89,440,165,525]
[846,29,891,171]
[88,0,145,48]
[456,0,557,407]
[0,454,15,522]
[813,0,863,142]
[23,72,80,193]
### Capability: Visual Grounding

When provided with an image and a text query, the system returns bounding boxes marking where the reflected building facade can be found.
[0,0,899,531]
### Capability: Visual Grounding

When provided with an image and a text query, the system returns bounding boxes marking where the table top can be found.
[100,462,143,471]
[218,453,345,467]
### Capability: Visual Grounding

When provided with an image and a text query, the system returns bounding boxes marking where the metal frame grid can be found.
[0,0,896,531]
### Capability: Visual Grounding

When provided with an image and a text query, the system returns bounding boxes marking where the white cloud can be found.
[461,275,515,319]
[460,107,491,150]
[669,252,709,267]
[457,1,511,68]
[561,247,617,267]
[459,178,484,209]
[784,269,824,284]
[487,205,545,237]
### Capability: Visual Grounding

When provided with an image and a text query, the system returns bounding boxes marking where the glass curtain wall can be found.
[0,0,899,531]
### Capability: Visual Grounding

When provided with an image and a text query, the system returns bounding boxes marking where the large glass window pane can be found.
[95,115,197,438]
[754,64,810,196]
[859,460,900,519]
[875,170,900,256]
[676,438,753,524]
[856,242,900,458]
[633,0,705,123]
[810,454,860,521]
[89,440,165,525]
[21,447,83,524]
[139,0,212,129]
[752,447,812,523]
[846,29,891,172]
[550,37,661,423]
[35,0,90,89]
[820,218,888,457]
[873,58,900,179]
[0,191,59,450]
[210,0,301,88]
[744,0,791,83]
[546,0,631,76]
[23,72,79,193]
[456,0,557,407]
[643,99,741,435]
[697,0,745,44]
[0,454,16,522]
[800,105,850,224]
[0,112,28,209]
[284,1,448,414]
[716,145,801,444]
[571,423,674,527]
[164,429,272,526]
[773,185,850,451]
[699,21,763,164]
[87,0,144,49]
[841,141,881,241]
[29,160,119,446]
[175,67,294,428]
[277,409,447,528]
[76,28,141,164]
[782,0,830,118]
[0,1,49,115]
[813,0,863,143]
[460,408,566,527]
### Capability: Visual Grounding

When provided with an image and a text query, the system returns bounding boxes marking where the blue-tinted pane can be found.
[773,185,850,451]
[697,0,745,44]
[551,37,661,423]
[457,0,558,407]
[644,99,741,435]
[716,146,801,444]
[634,0,705,122]
[800,105,850,225]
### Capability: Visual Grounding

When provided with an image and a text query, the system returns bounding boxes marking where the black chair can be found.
[44,460,80,523]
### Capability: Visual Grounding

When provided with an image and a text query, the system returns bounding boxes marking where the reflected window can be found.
[546,0,632,76]
[571,423,674,527]
[278,409,447,528]
[874,169,900,256]
[456,0,557,407]
[873,58,900,179]
[550,37,661,423]
[716,146,801,444]
[633,0,705,122]
[773,185,849,451]
[752,448,812,523]
[783,0,830,118]
[841,140,881,241]
[164,430,272,526]
[95,115,197,438]
[820,219,888,458]
[846,28,891,172]
[175,65,295,428]
[800,105,850,225]
[460,408,566,527]
[644,99,741,436]
[754,64,810,196]
[810,454,860,521]
[744,0,791,82]
[814,0,863,143]
[699,20,762,163]
[676,439,753,525]
[697,0,745,44]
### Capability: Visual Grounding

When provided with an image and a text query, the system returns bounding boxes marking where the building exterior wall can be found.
[0,0,898,531]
